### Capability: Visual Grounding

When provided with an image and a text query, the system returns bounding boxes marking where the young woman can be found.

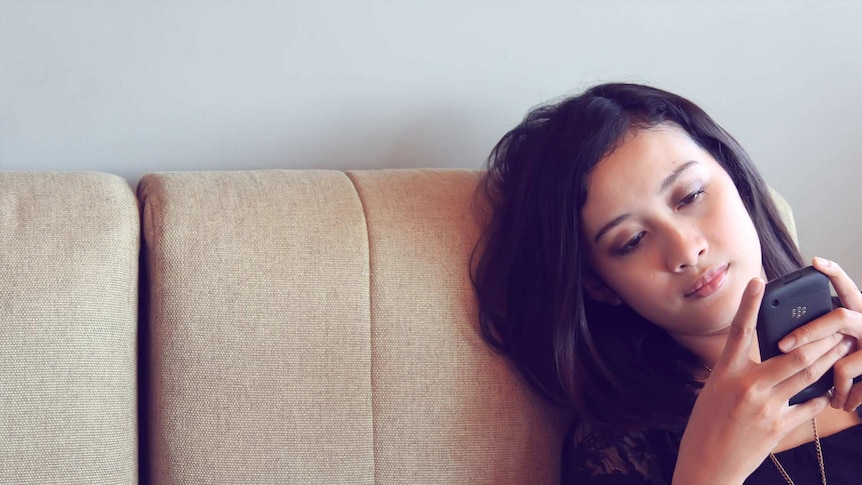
[471,83,862,484]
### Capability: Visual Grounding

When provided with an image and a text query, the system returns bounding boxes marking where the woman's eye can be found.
[616,232,646,255]
[677,188,706,208]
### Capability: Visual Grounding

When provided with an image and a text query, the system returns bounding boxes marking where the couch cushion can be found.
[348,169,568,484]
[0,171,139,484]
[138,171,374,484]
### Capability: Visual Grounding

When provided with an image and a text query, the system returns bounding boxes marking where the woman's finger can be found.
[786,394,831,425]
[813,257,862,311]
[768,333,846,382]
[779,308,862,353]
[771,334,852,400]
[831,345,862,409]
[718,278,764,371]
[843,384,862,413]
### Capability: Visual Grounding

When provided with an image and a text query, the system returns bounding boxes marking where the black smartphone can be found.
[757,266,835,405]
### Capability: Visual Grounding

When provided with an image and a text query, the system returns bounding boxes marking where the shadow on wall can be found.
[269,105,490,171]
[123,103,492,189]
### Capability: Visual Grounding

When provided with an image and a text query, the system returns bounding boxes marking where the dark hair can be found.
[470,83,804,432]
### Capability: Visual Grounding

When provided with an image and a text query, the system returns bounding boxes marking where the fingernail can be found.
[750,278,764,295]
[779,336,795,352]
[814,257,831,267]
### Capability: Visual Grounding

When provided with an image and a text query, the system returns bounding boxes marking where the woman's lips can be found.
[686,264,729,298]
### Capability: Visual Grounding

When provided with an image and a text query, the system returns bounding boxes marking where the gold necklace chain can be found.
[701,364,826,484]
[769,417,826,485]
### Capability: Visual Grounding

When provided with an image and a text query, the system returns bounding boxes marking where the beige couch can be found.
[1,170,569,484]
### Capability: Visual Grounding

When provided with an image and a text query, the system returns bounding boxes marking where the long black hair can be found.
[470,83,804,431]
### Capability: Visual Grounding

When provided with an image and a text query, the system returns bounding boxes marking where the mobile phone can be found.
[757,266,835,405]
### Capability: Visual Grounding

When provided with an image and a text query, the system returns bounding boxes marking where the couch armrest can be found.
[0,171,139,484]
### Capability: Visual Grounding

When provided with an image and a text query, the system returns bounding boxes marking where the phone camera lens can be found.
[771,299,780,307]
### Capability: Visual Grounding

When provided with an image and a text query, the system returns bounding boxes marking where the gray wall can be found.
[2,0,860,279]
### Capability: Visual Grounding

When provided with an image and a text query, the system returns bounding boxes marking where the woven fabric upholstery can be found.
[348,169,569,484]
[139,169,794,484]
[0,171,139,484]
[139,171,374,484]
[769,187,798,245]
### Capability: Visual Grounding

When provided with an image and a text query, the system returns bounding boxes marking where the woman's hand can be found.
[779,257,862,412]
[673,277,852,485]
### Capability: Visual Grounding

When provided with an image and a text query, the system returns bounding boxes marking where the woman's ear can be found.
[584,274,623,305]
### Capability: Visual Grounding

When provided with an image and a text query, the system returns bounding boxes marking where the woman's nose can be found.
[665,224,707,272]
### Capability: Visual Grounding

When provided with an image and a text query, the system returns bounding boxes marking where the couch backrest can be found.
[138,169,568,484]
[0,172,140,484]
[2,170,799,484]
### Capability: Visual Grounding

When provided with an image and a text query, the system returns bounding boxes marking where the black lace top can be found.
[562,420,862,484]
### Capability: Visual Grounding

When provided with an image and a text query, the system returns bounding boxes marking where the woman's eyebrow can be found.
[593,160,700,244]
[594,213,630,244]
[659,160,698,193]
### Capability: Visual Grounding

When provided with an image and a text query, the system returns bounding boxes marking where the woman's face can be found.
[580,124,763,339]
